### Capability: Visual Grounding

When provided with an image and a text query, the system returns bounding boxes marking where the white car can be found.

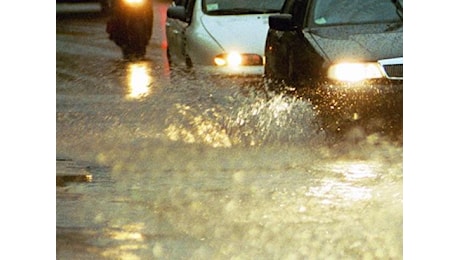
[165,0,284,76]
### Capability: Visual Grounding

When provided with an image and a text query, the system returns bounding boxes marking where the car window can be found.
[202,0,284,15]
[310,0,401,26]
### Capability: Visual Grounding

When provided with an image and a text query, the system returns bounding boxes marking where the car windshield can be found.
[203,0,284,15]
[311,0,402,26]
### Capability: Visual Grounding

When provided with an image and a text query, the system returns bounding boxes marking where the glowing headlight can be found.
[327,62,385,82]
[123,0,144,5]
[214,52,263,67]
[214,52,242,67]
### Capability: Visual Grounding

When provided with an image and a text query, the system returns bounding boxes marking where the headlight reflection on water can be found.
[309,161,380,205]
[126,62,154,100]
[308,179,373,205]
[101,223,147,259]
[331,160,379,181]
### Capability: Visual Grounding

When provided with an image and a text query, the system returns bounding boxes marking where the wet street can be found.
[56,1,402,259]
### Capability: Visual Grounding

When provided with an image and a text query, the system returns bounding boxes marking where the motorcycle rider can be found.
[106,0,153,59]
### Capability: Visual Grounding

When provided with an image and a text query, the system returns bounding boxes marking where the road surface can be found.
[56,2,402,259]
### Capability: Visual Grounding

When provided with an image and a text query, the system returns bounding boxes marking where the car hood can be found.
[305,24,403,62]
[200,14,272,55]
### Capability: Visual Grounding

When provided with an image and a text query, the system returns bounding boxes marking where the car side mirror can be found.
[167,6,187,22]
[269,14,296,31]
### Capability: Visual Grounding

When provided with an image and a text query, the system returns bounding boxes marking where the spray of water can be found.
[162,75,325,148]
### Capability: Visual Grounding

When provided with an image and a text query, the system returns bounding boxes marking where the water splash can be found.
[225,90,324,146]
[162,78,324,147]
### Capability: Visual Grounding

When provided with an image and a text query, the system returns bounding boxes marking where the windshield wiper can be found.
[207,8,279,15]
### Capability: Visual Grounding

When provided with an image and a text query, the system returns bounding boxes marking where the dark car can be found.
[264,0,403,140]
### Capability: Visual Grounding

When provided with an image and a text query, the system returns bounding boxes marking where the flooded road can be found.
[56,2,402,259]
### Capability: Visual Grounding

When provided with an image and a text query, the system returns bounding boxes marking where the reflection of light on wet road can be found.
[308,160,380,205]
[329,160,379,181]
[111,230,143,241]
[308,179,372,205]
[101,223,146,259]
[126,62,153,100]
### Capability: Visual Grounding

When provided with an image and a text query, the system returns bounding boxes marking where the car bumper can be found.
[303,81,403,139]
[194,65,264,77]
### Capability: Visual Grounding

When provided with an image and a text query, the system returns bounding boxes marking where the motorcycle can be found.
[106,0,153,59]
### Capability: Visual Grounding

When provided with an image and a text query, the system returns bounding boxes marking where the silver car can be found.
[165,0,284,76]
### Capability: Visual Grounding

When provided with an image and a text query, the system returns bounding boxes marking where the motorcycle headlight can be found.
[327,62,384,82]
[214,52,263,67]
[122,0,145,5]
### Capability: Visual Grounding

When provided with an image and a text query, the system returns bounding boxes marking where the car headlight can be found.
[214,52,263,67]
[327,62,385,82]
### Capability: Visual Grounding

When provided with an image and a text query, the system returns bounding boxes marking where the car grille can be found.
[379,57,403,80]
[383,64,403,79]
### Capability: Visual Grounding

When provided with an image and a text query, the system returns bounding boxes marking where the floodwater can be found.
[56,2,402,259]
